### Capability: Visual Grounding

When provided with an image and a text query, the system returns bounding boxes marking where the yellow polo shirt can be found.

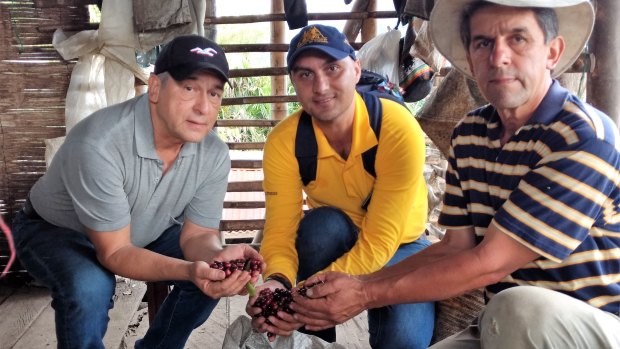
[262,93,428,284]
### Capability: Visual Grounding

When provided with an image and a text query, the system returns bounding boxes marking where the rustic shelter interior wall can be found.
[0,1,93,278]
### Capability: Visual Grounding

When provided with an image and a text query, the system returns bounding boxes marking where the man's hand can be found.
[290,272,368,331]
[245,279,304,341]
[212,244,265,295]
[190,260,252,298]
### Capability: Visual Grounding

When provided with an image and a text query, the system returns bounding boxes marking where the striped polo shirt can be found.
[438,80,620,314]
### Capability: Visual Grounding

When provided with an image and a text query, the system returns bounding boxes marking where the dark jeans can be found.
[295,206,435,349]
[12,209,219,349]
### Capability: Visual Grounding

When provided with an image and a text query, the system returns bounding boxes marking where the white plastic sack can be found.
[357,29,401,84]
[44,136,65,168]
[222,316,345,349]
[63,53,107,131]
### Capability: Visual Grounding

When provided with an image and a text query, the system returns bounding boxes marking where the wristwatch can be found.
[265,273,292,290]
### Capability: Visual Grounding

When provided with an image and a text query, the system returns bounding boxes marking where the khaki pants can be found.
[430,286,620,349]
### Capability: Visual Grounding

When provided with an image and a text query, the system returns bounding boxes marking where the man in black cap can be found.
[12,35,263,349]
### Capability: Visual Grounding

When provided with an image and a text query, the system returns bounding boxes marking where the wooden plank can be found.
[104,279,147,349]
[203,11,397,25]
[220,219,265,232]
[229,67,288,78]
[227,142,265,151]
[33,0,98,8]
[0,285,17,305]
[216,119,279,127]
[12,302,55,349]
[223,95,297,106]
[0,286,51,349]
[9,280,146,349]
[230,160,263,170]
[223,201,265,209]
[227,180,263,192]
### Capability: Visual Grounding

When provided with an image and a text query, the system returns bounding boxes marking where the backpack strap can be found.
[295,92,383,187]
[360,92,382,178]
[295,111,318,186]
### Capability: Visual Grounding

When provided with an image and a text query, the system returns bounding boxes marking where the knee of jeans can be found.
[369,302,435,349]
[296,207,357,248]
[61,272,116,310]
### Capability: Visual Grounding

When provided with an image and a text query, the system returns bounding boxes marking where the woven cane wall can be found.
[0,1,91,280]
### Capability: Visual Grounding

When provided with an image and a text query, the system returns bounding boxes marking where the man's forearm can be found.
[181,231,223,262]
[100,245,193,282]
[364,247,496,309]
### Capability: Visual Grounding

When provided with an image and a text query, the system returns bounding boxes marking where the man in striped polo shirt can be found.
[291,0,620,347]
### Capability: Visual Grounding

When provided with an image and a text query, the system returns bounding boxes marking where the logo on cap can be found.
[297,27,328,48]
[190,47,218,57]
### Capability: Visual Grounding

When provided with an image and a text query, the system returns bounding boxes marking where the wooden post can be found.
[344,0,370,43]
[205,0,216,40]
[587,0,620,125]
[361,0,377,42]
[271,0,287,120]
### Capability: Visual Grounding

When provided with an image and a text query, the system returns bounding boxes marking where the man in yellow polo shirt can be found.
[245,24,434,348]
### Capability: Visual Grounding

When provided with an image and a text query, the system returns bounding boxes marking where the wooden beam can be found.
[361,0,377,42]
[587,0,620,125]
[344,0,370,42]
[223,201,265,209]
[36,12,397,33]
[204,11,396,25]
[227,180,263,192]
[215,119,279,127]
[229,67,288,78]
[222,95,297,105]
[271,0,287,120]
[220,219,265,232]
[227,142,265,151]
[33,0,97,7]
[221,42,366,53]
[230,160,263,169]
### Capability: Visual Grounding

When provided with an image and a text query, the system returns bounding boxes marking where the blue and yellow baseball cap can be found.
[287,24,356,72]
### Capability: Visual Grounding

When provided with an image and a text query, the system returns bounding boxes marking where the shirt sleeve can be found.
[493,139,617,262]
[185,139,231,229]
[60,140,131,232]
[261,117,305,284]
[438,128,474,229]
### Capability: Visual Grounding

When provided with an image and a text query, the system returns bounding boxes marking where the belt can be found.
[23,196,42,220]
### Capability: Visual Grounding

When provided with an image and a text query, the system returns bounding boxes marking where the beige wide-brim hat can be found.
[430,0,595,79]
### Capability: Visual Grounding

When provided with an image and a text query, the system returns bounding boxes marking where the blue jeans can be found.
[12,209,219,349]
[296,206,435,349]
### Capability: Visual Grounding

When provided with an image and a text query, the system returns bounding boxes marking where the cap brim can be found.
[287,45,352,71]
[430,0,594,79]
[168,63,230,85]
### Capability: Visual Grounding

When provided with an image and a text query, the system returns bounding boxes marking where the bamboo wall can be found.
[1,1,93,280]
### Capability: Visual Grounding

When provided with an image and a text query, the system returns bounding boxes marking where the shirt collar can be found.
[526,79,569,126]
[315,92,376,159]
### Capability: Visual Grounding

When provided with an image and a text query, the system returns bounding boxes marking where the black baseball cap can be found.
[154,35,229,84]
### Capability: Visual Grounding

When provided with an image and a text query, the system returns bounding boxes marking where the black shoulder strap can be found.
[295,111,318,186]
[295,93,383,186]
[360,92,382,178]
